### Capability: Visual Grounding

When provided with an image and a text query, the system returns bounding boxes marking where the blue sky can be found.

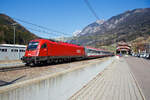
[1,0,150,38]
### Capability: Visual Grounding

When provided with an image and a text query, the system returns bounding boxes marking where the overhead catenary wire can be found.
[70,0,101,45]
[13,17,70,36]
[10,22,60,38]
[25,26,60,36]
[84,0,100,20]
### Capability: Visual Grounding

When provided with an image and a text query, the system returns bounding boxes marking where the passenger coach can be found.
[0,44,26,61]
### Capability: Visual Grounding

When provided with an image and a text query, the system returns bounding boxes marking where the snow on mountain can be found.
[73,30,81,37]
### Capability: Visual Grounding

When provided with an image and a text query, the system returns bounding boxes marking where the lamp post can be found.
[12,23,17,44]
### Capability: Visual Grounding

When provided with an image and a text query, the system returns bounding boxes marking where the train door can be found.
[16,48,19,59]
[84,47,88,56]
[40,43,48,56]
[19,48,21,59]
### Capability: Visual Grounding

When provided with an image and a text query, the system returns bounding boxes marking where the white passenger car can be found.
[0,44,26,61]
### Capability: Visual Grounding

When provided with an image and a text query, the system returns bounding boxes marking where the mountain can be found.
[75,20,105,37]
[71,8,150,50]
[55,36,73,42]
[0,14,38,44]
[73,30,81,37]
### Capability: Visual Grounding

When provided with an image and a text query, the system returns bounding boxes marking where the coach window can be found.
[5,49,7,52]
[2,49,4,52]
[1,49,7,52]
[20,50,25,52]
[41,43,47,48]
[15,49,18,52]
[11,49,14,52]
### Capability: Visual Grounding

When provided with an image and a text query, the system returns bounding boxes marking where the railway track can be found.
[0,61,72,72]
[0,65,29,72]
[0,63,65,72]
[0,59,97,72]
[0,61,75,72]
[0,62,64,72]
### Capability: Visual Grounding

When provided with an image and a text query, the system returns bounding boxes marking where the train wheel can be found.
[64,58,69,62]
[47,60,52,64]
[54,59,58,63]
[25,63,30,66]
[58,59,62,63]
[30,62,36,67]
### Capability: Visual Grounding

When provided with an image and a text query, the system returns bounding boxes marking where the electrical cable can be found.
[25,26,59,36]
[84,0,100,20]
[13,17,70,36]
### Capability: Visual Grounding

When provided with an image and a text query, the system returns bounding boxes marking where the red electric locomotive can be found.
[22,39,85,66]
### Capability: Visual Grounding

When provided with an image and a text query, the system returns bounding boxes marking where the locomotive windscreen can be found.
[27,42,39,50]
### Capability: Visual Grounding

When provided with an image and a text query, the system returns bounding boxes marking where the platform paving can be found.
[125,56,150,100]
[70,57,145,100]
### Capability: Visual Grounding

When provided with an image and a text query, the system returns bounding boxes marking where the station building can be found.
[116,41,131,55]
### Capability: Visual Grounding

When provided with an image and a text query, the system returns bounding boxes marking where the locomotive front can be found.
[22,40,40,66]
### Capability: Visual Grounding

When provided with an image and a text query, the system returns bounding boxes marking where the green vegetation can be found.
[0,14,38,45]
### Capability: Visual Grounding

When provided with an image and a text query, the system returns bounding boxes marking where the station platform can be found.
[70,57,145,100]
